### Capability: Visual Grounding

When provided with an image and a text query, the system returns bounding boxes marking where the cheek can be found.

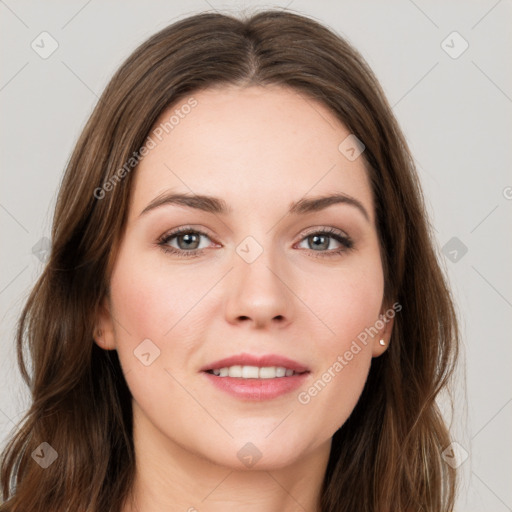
[107,254,214,417]
[301,252,384,350]
[332,275,383,343]
[293,253,383,432]
[109,252,216,344]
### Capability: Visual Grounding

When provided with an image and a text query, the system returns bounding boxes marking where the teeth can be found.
[229,365,242,378]
[210,365,298,378]
[242,365,259,378]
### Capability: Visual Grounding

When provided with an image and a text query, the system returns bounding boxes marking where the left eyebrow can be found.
[288,193,370,222]
[138,191,370,222]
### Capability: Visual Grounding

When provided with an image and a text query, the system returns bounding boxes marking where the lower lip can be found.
[201,371,309,401]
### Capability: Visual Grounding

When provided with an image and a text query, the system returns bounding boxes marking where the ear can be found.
[93,296,116,351]
[371,302,396,358]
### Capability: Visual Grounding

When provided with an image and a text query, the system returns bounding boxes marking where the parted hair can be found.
[1,9,459,511]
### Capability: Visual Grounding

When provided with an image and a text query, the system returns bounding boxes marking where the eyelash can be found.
[157,226,354,259]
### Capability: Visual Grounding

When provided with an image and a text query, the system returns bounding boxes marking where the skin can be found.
[95,85,393,512]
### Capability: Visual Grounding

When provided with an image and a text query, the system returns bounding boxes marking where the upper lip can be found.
[200,352,310,373]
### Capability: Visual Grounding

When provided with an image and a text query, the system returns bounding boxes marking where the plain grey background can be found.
[1,1,511,510]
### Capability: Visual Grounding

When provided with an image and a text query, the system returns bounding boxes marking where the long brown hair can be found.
[1,9,459,511]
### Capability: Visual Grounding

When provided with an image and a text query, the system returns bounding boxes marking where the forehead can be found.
[129,85,374,222]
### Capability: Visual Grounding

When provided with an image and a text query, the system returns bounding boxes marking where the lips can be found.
[200,352,310,374]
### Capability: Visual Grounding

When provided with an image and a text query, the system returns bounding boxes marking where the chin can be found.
[199,437,312,472]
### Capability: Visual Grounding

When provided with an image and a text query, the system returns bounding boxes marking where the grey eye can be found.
[297,233,344,251]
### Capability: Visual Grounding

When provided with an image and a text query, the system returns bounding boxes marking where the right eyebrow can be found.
[139,192,232,217]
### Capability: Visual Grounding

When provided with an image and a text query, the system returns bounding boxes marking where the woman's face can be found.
[96,85,392,470]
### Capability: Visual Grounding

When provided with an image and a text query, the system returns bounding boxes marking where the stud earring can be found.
[379,339,386,346]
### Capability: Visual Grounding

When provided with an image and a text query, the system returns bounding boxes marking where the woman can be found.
[0,9,459,512]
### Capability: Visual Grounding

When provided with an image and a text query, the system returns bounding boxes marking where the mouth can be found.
[200,353,310,401]
[200,352,310,375]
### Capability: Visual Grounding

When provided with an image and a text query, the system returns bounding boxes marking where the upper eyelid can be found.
[159,225,214,240]
[299,226,349,238]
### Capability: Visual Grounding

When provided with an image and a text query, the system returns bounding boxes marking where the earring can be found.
[379,339,386,346]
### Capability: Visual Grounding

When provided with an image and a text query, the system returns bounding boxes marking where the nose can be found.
[224,247,294,330]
